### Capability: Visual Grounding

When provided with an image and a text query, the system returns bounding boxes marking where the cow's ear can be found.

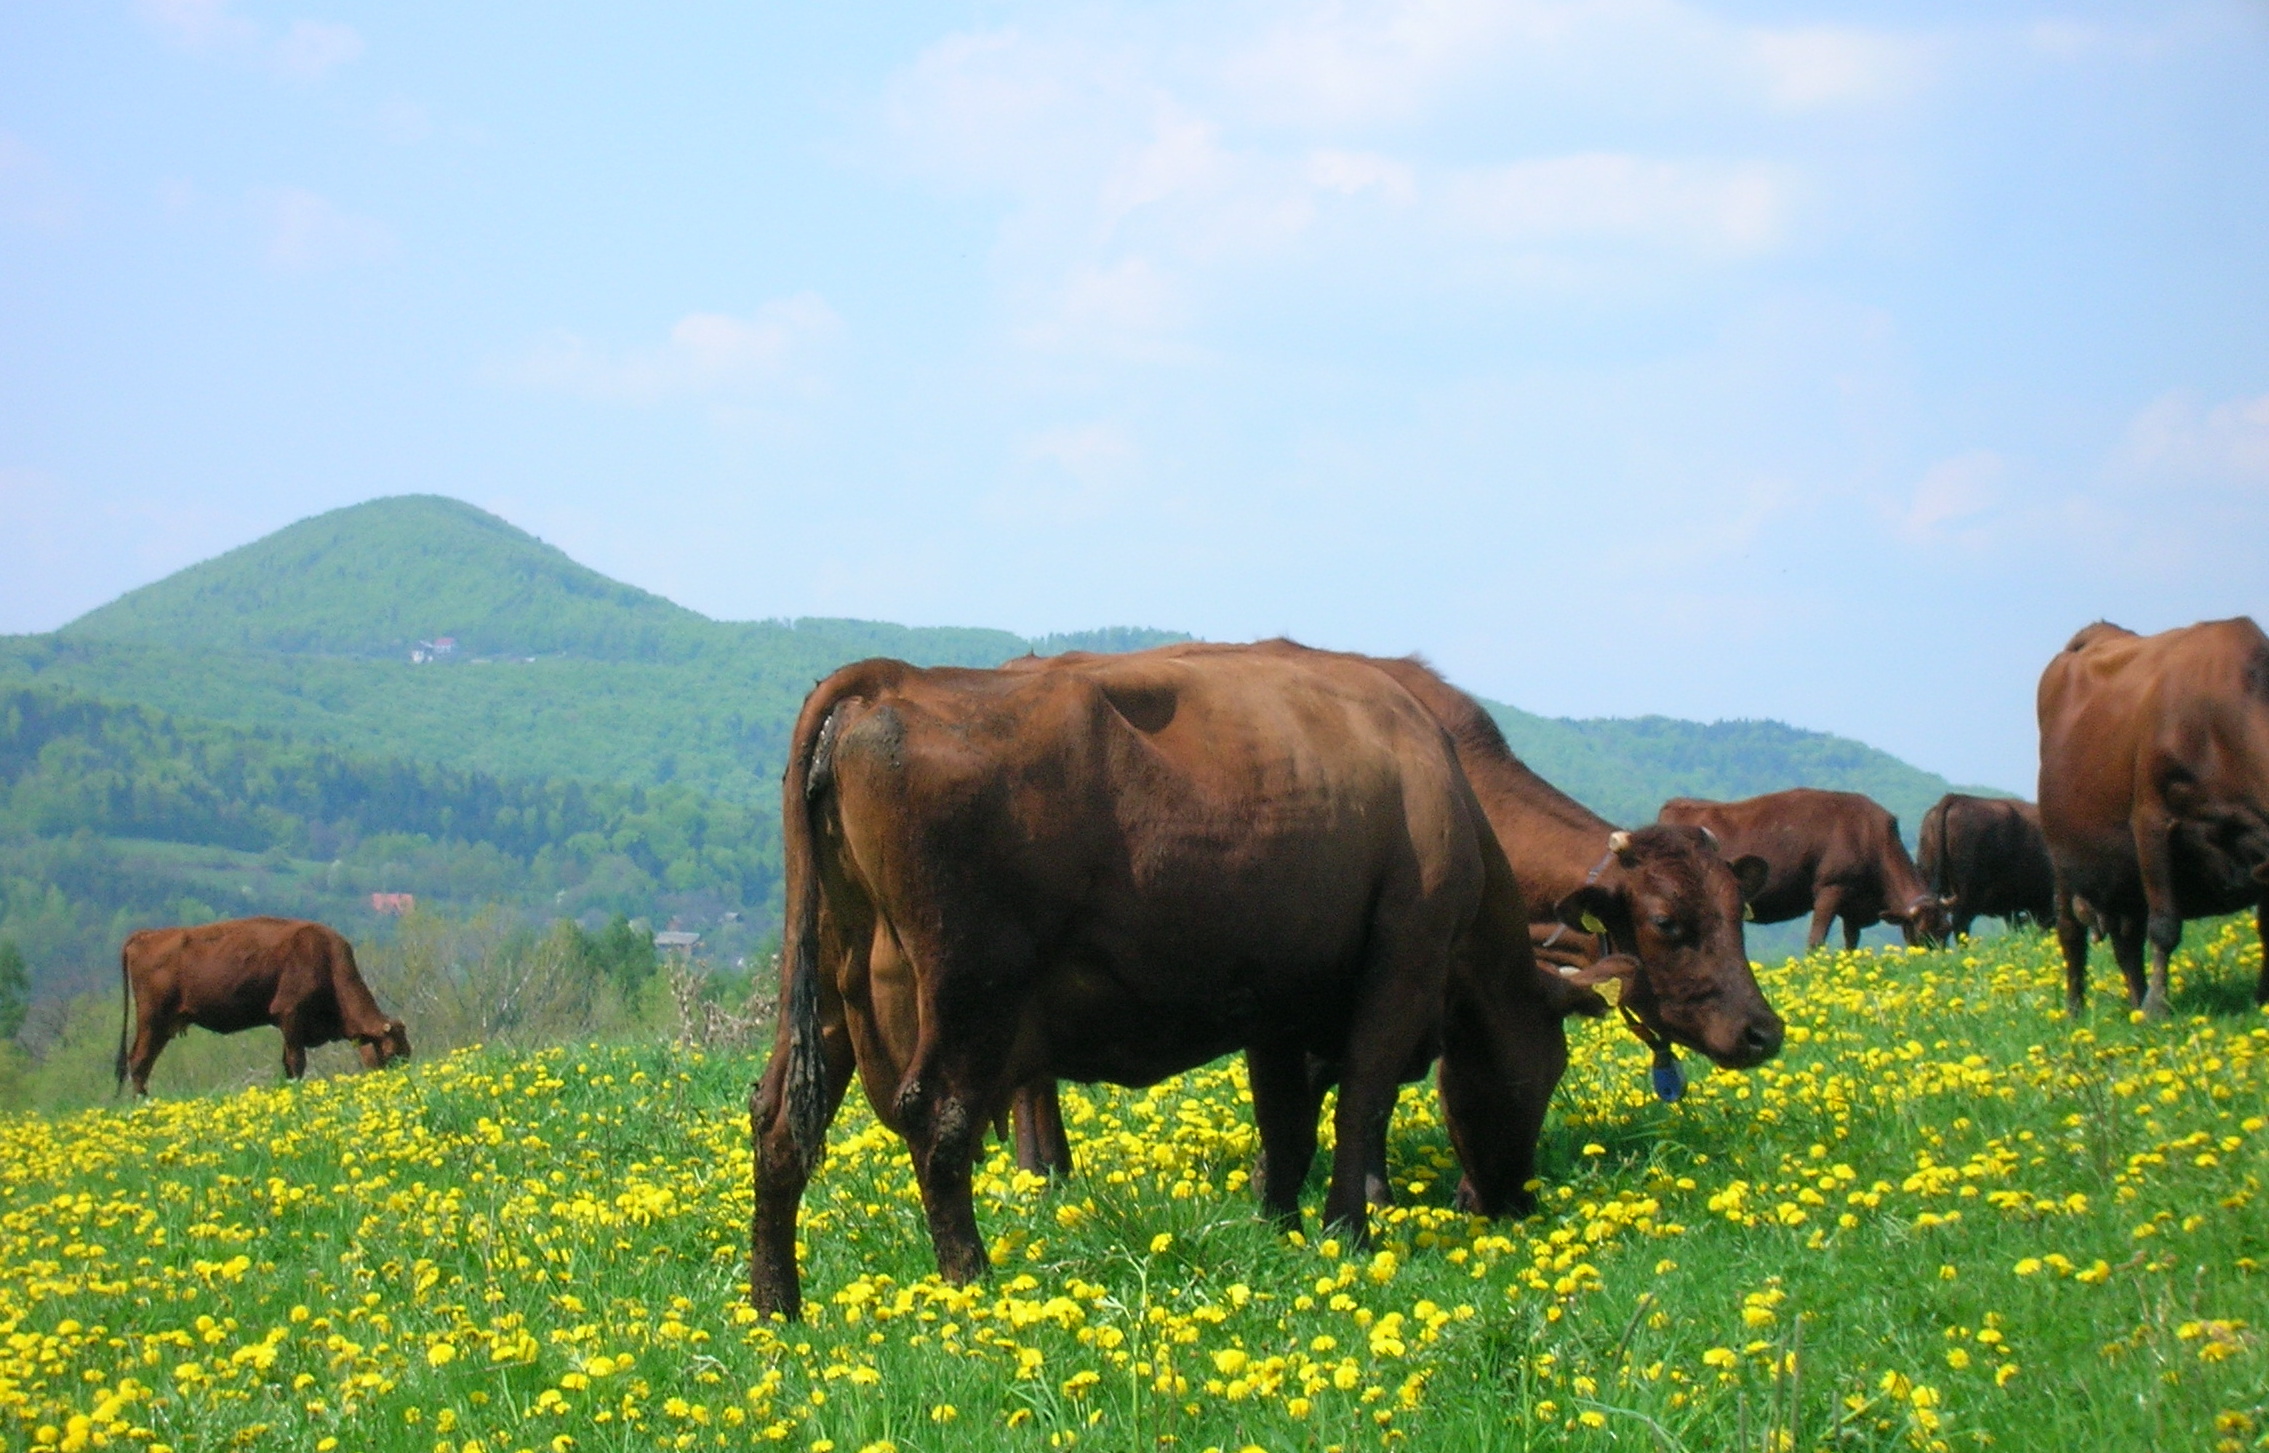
[1879,907,1909,925]
[1553,953,1642,988]
[2253,861,2269,885]
[1730,854,1769,903]
[1555,884,1623,936]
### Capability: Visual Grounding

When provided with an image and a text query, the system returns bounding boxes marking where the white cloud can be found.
[505,296,844,406]
[256,188,395,269]
[1896,450,2004,543]
[0,132,78,234]
[138,0,363,81]
[1223,0,1543,126]
[1446,153,1790,254]
[272,20,364,80]
[2110,389,2269,490]
[1748,27,1934,111]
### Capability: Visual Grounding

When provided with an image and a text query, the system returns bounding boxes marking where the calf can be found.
[117,916,411,1096]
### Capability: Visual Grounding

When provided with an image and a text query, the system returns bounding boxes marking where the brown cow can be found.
[1659,788,1949,951]
[1917,794,2055,939]
[117,916,411,1096]
[1006,646,1784,1188]
[2037,618,2269,1018]
[748,646,1579,1318]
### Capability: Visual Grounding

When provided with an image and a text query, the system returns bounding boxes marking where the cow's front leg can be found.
[2256,902,2269,1008]
[277,1013,309,1080]
[1246,1041,1323,1227]
[1806,886,1845,952]
[2132,807,2182,1018]
[2053,888,2092,1017]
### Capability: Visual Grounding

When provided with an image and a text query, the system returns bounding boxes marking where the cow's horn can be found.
[1557,964,1581,977]
[1607,830,1632,855]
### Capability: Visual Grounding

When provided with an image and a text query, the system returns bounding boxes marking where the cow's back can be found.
[818,648,1488,1082]
[142,917,336,1031]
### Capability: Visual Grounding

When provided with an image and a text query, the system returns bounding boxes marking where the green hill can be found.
[61,495,716,661]
[1483,704,1982,834]
[0,493,2005,994]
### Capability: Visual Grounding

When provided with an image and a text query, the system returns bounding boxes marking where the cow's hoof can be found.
[2141,990,2171,1021]
[1363,1174,1395,1209]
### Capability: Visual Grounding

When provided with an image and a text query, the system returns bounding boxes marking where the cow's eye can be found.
[1650,915,1680,937]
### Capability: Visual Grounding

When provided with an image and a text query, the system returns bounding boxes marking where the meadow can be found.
[1,926,2264,1453]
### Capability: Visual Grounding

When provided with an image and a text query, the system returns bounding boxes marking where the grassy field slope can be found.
[1,927,2261,1451]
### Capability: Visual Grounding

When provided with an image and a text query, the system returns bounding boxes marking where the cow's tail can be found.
[114,942,132,1094]
[777,661,896,1174]
[1929,799,1952,900]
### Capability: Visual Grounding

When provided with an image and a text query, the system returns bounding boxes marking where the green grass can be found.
[1,925,2264,1453]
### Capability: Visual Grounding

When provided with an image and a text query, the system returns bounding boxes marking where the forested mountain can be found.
[0,494,1994,999]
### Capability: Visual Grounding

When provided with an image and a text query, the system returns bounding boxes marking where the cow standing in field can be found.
[1917,794,2056,939]
[1003,645,1785,1191]
[2037,619,2269,1018]
[117,916,411,1096]
[1659,788,1949,951]
[749,646,1593,1319]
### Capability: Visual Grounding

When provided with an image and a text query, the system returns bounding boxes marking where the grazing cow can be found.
[1917,794,2056,938]
[748,646,1576,1318]
[1002,645,1785,1196]
[2036,618,2269,1018]
[1659,788,1949,951]
[117,916,411,1096]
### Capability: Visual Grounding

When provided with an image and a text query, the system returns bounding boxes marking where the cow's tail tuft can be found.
[777,664,888,1174]
[114,942,132,1095]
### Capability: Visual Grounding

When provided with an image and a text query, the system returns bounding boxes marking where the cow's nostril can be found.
[1742,1020,1785,1060]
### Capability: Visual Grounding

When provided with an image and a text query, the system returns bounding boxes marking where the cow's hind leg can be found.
[2110,918,2150,1013]
[1246,1041,1324,1227]
[893,961,1027,1286]
[749,1010,856,1320]
[125,1012,172,1098]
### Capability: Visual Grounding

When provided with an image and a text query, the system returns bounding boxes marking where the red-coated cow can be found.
[749,645,1577,1318]
[1000,645,1784,1194]
[1658,788,1949,951]
[2037,618,2269,1017]
[1916,794,2055,939]
[117,916,411,1096]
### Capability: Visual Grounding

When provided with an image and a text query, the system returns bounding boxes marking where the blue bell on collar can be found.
[1650,1047,1686,1103]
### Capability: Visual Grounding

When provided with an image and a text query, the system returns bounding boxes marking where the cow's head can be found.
[1881,895,1951,948]
[357,1019,412,1069]
[1551,825,1783,1069]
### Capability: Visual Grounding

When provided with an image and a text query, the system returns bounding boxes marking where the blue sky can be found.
[3,2,2265,792]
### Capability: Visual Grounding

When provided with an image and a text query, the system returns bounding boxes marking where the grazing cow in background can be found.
[2036,618,2269,1018]
[117,916,411,1096]
[1659,788,1949,951]
[998,644,1785,1192]
[749,646,1574,1319]
[1917,794,2056,938]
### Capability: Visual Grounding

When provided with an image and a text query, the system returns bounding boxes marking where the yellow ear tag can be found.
[1598,973,1623,1007]
[1580,912,1607,935]
[1743,903,1756,921]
